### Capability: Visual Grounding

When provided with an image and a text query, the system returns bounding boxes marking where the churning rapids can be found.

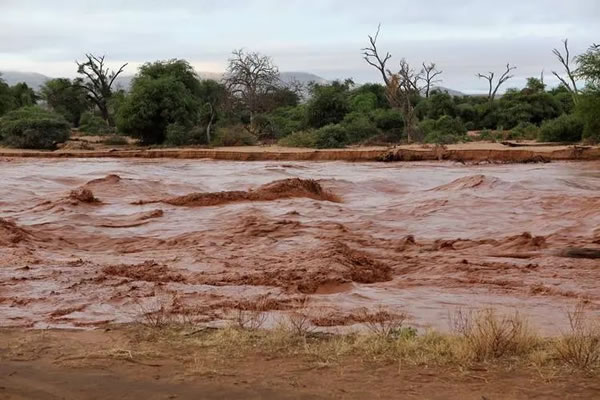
[1,158,599,333]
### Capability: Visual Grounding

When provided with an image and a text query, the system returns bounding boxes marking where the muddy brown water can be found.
[1,158,599,333]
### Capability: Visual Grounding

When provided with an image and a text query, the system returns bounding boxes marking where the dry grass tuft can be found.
[553,303,600,370]
[452,308,538,362]
[286,296,315,337]
[358,306,408,339]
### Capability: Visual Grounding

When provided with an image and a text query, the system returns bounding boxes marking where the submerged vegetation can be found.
[0,35,598,150]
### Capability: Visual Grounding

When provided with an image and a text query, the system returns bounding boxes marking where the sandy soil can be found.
[1,328,600,400]
[1,158,599,332]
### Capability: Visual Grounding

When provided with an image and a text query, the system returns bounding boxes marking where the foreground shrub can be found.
[213,124,257,146]
[538,114,584,142]
[553,303,600,370]
[79,112,112,135]
[452,309,537,362]
[0,106,70,149]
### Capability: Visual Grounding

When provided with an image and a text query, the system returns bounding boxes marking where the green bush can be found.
[117,60,204,145]
[213,125,257,146]
[277,130,318,148]
[371,108,404,132]
[538,114,584,142]
[0,107,70,149]
[265,106,307,139]
[165,124,207,146]
[510,122,539,140]
[421,115,468,144]
[341,113,380,144]
[79,112,112,135]
[313,124,348,148]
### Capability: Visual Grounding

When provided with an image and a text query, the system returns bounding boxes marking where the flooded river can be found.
[1,158,599,333]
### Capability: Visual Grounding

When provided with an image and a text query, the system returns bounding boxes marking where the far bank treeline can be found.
[0,29,599,150]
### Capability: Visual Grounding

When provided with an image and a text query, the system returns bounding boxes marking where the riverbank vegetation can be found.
[0,33,598,150]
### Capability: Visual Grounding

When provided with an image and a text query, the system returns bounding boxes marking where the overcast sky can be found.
[0,0,598,93]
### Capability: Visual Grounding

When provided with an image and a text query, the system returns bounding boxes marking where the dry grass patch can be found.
[451,308,539,363]
[553,303,600,371]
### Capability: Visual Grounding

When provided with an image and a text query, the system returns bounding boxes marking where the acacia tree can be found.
[477,63,517,102]
[421,62,443,98]
[224,49,281,126]
[552,39,580,103]
[576,43,600,87]
[362,25,422,141]
[76,54,127,125]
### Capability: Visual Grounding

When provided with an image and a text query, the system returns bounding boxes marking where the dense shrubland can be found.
[0,40,598,149]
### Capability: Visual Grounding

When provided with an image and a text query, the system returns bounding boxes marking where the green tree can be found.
[9,83,37,108]
[41,78,90,126]
[117,59,203,144]
[0,74,14,116]
[306,80,352,128]
[576,44,600,142]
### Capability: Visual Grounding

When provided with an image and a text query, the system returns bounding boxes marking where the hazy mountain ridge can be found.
[0,70,330,90]
[1,70,464,96]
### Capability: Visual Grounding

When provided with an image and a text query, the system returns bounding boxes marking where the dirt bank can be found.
[1,327,599,400]
[1,142,599,162]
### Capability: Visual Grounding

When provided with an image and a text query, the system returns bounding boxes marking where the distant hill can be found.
[427,86,466,97]
[114,71,330,90]
[2,70,465,97]
[1,70,330,91]
[0,71,50,90]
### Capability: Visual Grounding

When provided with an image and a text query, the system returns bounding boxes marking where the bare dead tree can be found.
[75,54,127,125]
[477,63,517,102]
[421,62,443,98]
[362,24,392,87]
[224,49,281,124]
[362,25,422,142]
[552,39,579,103]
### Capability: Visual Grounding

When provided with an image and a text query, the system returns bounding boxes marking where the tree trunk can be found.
[206,110,214,144]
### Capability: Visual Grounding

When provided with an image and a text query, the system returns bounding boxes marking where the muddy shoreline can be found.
[1,143,599,162]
